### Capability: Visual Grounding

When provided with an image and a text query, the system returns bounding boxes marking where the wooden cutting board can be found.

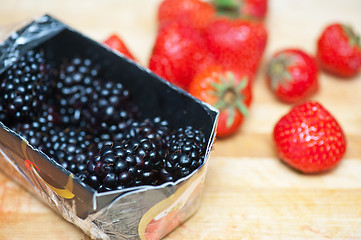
[1,0,361,239]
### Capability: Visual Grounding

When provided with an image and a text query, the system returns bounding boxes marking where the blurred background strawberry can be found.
[157,0,216,31]
[103,34,137,61]
[204,17,268,79]
[266,48,319,103]
[316,23,361,78]
[148,21,215,90]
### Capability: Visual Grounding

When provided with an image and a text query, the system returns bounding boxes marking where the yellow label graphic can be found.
[138,166,205,240]
[22,140,75,199]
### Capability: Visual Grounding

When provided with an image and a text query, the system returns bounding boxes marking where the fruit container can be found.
[0,15,218,240]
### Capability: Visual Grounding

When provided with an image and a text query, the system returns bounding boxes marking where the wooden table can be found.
[1,0,361,239]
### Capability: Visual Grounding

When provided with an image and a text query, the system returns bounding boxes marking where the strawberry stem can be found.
[267,53,294,91]
[209,72,249,127]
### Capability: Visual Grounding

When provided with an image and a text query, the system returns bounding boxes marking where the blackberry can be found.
[42,126,98,174]
[160,126,206,183]
[86,139,162,192]
[82,117,170,192]
[89,115,169,152]
[13,120,51,147]
[123,117,170,142]
[55,57,100,126]
[12,103,58,147]
[0,49,51,125]
[91,120,134,151]
[82,122,207,192]
[13,113,97,175]
[88,109,146,151]
[54,56,139,129]
[83,79,139,128]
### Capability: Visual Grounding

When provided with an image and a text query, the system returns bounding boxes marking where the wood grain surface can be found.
[1,0,361,239]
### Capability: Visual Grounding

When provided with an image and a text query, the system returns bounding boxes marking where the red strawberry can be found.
[157,0,216,31]
[103,34,136,61]
[266,49,319,103]
[213,0,268,21]
[204,17,268,76]
[317,23,361,77]
[273,101,347,174]
[188,65,252,137]
[148,21,214,90]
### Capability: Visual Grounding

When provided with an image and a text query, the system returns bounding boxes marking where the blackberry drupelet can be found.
[0,49,51,125]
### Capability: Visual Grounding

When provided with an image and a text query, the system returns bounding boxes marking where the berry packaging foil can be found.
[0,15,218,240]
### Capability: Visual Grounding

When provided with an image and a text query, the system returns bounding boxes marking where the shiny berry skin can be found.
[83,80,137,127]
[83,136,164,192]
[42,127,97,174]
[0,49,51,124]
[55,56,138,128]
[55,56,100,126]
[161,126,206,181]
[81,123,206,192]
[80,117,171,192]
[266,49,319,103]
[317,23,361,77]
[273,101,347,173]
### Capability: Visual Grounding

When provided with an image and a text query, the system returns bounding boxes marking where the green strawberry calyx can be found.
[341,24,361,49]
[212,0,244,19]
[213,0,239,9]
[267,53,297,91]
[209,71,249,127]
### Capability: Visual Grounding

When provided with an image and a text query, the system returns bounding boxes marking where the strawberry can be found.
[157,0,216,31]
[316,23,361,77]
[266,49,319,104]
[103,34,137,61]
[148,21,214,90]
[273,101,347,174]
[212,0,268,21]
[204,17,268,77]
[188,65,252,137]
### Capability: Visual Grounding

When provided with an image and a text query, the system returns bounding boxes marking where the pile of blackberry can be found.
[0,48,207,192]
[0,50,51,125]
